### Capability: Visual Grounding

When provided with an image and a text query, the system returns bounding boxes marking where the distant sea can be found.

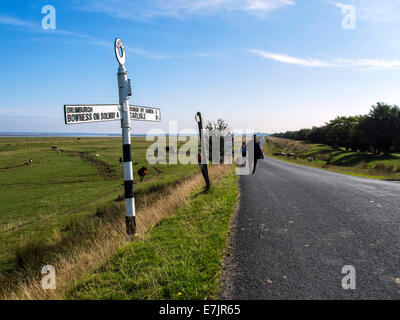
[0,132,146,138]
[0,132,271,138]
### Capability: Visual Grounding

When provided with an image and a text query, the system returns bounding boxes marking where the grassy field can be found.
[266,136,400,180]
[0,137,199,280]
[67,169,238,300]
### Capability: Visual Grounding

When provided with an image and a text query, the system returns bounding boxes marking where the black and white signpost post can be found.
[115,38,136,241]
[64,38,161,241]
[195,112,211,191]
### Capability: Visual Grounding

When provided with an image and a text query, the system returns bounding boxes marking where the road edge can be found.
[218,176,242,300]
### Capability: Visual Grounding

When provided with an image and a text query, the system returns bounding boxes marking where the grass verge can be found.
[0,137,198,274]
[3,165,234,300]
[266,137,400,180]
[66,168,238,300]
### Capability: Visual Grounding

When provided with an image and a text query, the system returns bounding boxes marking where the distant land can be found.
[0,132,271,138]
[0,132,146,137]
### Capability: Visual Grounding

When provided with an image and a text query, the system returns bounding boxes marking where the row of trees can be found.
[273,103,400,155]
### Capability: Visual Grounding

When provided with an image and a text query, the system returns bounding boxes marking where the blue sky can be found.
[1,0,400,134]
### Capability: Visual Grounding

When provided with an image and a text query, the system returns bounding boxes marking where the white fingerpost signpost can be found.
[63,38,161,241]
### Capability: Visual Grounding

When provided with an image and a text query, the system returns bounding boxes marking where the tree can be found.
[325,116,359,150]
[271,102,400,156]
[308,126,328,144]
[205,119,229,133]
[361,103,400,154]
[295,128,311,141]
[205,119,230,163]
[348,115,368,152]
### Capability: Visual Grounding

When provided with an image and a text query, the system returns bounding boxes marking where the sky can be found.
[1,0,400,134]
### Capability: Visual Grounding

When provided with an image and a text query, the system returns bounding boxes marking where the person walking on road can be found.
[247,135,262,174]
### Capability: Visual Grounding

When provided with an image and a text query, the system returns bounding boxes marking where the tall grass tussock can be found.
[3,164,232,300]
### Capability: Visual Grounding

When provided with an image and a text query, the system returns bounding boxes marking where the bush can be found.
[95,203,124,221]
[373,162,397,173]
[317,154,334,164]
[15,238,48,269]
[356,161,368,169]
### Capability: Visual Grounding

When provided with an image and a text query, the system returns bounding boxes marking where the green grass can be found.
[0,137,198,273]
[67,170,238,300]
[266,137,400,180]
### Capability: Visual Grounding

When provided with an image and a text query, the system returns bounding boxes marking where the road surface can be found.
[220,157,399,299]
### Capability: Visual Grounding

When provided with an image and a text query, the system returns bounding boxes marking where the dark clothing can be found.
[246,139,262,174]
[255,142,262,160]
[253,141,263,174]
[253,159,257,174]
[241,145,246,157]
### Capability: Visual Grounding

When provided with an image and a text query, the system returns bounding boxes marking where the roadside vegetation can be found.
[268,102,400,180]
[273,102,400,155]
[266,137,400,180]
[0,137,199,297]
[4,165,234,299]
[0,136,237,300]
[67,168,237,300]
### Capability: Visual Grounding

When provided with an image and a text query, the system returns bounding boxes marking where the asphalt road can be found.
[220,157,399,300]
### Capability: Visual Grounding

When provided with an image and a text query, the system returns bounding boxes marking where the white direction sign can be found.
[64,104,161,124]
[64,105,120,124]
[129,105,161,122]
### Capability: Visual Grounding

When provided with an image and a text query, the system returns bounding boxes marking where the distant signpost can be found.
[63,38,161,241]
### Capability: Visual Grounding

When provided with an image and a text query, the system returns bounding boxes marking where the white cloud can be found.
[249,49,330,67]
[76,0,295,20]
[327,1,350,10]
[0,14,167,59]
[125,46,168,60]
[0,14,41,30]
[249,49,400,70]
[336,58,400,69]
[244,0,295,11]
[194,52,214,57]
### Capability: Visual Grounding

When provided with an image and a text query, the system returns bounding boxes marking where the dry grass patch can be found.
[267,137,313,154]
[3,165,232,300]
